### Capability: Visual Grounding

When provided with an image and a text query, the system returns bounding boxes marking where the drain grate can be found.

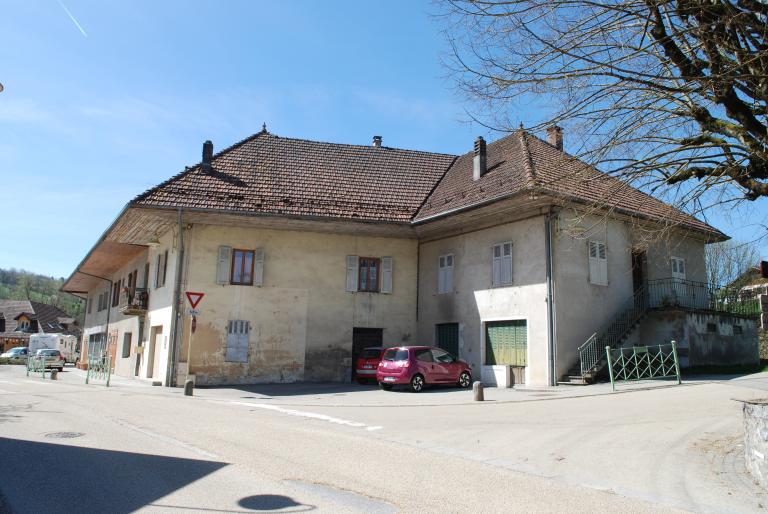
[45,432,85,439]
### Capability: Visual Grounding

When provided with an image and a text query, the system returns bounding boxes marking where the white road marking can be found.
[228,401,383,431]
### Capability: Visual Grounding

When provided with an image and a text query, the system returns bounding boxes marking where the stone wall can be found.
[744,399,768,489]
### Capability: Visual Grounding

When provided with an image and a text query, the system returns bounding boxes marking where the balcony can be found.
[119,288,149,317]
[647,278,760,318]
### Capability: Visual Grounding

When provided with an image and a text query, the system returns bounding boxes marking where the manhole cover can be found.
[44,432,84,439]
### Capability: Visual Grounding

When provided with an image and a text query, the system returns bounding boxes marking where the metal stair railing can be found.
[577,287,648,376]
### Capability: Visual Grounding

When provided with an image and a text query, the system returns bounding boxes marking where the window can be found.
[438,254,454,294]
[588,240,608,286]
[671,256,686,279]
[382,348,409,361]
[415,348,433,362]
[346,256,392,293]
[216,246,264,286]
[122,332,132,358]
[358,257,380,292]
[432,348,456,363]
[225,320,250,362]
[231,249,255,285]
[492,242,513,286]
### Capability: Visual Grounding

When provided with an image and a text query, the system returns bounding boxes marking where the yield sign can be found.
[185,291,204,309]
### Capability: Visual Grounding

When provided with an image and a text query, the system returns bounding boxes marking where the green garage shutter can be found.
[485,320,527,366]
[436,323,459,356]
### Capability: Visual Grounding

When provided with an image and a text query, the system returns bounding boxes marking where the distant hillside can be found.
[0,268,84,323]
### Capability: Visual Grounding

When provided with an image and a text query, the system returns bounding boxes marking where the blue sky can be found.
[1,0,766,278]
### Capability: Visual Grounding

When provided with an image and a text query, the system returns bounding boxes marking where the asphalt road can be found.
[0,364,764,513]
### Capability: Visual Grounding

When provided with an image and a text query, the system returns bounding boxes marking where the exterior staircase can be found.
[559,287,648,385]
[560,278,761,385]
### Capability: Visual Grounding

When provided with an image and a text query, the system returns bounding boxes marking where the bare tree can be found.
[705,239,760,286]
[439,0,768,215]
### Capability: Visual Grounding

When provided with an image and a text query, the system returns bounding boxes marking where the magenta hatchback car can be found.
[376,346,472,392]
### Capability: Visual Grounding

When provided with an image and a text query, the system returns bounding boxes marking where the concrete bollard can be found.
[473,380,484,401]
[184,379,194,396]
[50,369,58,381]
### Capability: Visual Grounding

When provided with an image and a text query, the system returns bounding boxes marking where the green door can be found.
[436,323,459,356]
[485,320,527,366]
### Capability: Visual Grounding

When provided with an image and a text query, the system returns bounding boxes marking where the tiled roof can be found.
[132,128,723,237]
[0,300,76,335]
[133,131,456,223]
[416,131,725,237]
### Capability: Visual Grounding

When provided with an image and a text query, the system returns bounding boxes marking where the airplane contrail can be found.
[56,0,88,38]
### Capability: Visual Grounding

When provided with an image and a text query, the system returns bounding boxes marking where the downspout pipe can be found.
[167,207,185,387]
[544,212,557,386]
[77,271,113,364]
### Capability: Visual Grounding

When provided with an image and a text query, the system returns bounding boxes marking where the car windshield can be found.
[362,348,382,359]
[382,349,409,362]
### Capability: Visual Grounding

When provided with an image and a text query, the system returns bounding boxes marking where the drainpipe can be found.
[167,207,185,387]
[77,271,113,366]
[544,212,557,386]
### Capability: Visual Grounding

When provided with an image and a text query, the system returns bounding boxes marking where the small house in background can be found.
[0,300,81,353]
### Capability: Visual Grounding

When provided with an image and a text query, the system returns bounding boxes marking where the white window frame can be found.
[438,254,454,294]
[588,240,608,286]
[491,242,513,286]
[671,256,686,279]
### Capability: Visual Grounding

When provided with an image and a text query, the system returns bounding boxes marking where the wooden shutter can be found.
[253,248,265,286]
[485,320,527,366]
[502,243,512,285]
[446,255,454,292]
[381,257,393,294]
[438,256,445,294]
[492,245,502,285]
[346,256,359,292]
[589,241,608,285]
[216,246,232,285]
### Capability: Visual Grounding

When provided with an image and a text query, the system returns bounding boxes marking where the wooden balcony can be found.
[119,288,149,317]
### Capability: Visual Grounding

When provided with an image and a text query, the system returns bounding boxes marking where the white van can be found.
[29,334,79,364]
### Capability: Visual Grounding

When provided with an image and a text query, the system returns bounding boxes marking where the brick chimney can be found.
[546,126,563,151]
[202,140,213,172]
[372,135,382,148]
[473,136,487,181]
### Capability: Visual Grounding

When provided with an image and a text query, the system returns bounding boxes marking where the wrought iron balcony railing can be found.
[119,288,149,316]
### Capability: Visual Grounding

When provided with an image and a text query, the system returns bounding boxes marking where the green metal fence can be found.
[605,342,681,391]
[26,356,46,378]
[86,356,112,386]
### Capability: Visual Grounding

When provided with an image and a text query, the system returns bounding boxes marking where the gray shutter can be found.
[216,246,232,285]
[346,256,358,292]
[381,256,393,294]
[225,320,249,363]
[492,246,502,285]
[253,248,265,286]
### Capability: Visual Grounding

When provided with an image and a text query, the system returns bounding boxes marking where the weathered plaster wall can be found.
[81,229,178,385]
[180,224,418,385]
[645,235,707,282]
[553,215,634,378]
[630,309,759,367]
[417,216,550,386]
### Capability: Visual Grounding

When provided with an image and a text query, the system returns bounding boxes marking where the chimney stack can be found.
[202,140,213,172]
[372,135,382,148]
[473,136,487,181]
[546,126,563,151]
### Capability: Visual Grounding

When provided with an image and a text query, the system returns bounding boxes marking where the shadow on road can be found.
[0,437,227,514]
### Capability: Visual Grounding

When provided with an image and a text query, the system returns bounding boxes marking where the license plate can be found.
[384,377,395,382]
[363,365,372,369]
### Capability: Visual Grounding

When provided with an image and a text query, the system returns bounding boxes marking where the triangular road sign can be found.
[185,292,204,309]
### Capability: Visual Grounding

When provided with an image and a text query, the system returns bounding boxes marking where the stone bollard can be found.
[184,379,194,396]
[50,369,58,381]
[473,381,484,401]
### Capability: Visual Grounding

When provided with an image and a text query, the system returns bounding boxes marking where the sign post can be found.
[184,292,204,383]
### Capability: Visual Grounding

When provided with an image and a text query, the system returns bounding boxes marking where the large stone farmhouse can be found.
[61,126,758,387]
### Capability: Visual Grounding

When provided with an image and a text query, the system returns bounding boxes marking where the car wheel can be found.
[379,382,393,391]
[409,374,425,393]
[458,371,471,388]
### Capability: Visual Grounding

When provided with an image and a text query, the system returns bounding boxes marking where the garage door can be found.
[485,320,527,366]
